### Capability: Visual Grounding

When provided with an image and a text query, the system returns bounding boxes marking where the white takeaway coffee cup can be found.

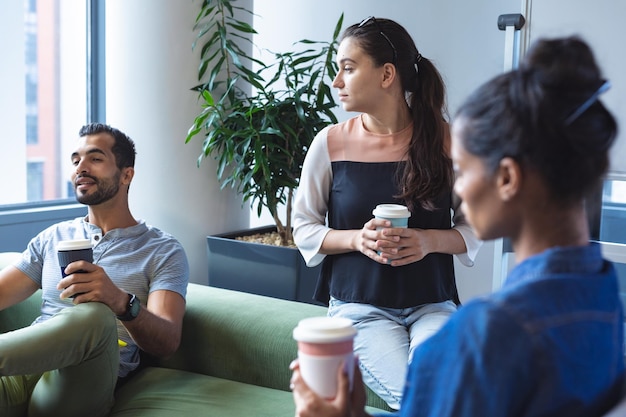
[293,317,357,399]
[372,204,411,228]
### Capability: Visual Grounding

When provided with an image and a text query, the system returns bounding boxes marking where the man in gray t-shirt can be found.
[0,123,189,417]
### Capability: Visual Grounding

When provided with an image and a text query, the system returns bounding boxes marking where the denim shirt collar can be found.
[505,243,604,287]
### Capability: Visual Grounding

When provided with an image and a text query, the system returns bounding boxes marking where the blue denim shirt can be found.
[377,243,624,417]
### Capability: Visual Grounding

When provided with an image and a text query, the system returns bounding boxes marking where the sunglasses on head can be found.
[358,16,398,65]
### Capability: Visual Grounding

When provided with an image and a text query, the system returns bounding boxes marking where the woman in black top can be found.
[293,17,481,409]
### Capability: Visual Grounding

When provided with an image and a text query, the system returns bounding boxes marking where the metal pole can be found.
[492,12,526,290]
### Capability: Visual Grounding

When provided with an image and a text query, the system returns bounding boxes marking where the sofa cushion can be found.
[110,367,296,417]
[158,284,328,391]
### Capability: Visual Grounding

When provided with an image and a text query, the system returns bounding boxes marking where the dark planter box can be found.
[207,226,324,306]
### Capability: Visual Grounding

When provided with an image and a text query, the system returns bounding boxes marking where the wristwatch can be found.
[117,293,141,321]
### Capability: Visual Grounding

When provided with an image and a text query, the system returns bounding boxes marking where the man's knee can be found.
[66,303,116,339]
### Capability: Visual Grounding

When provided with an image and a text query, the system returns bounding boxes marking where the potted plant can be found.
[186,0,343,304]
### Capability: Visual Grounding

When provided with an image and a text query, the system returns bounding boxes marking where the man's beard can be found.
[75,172,121,206]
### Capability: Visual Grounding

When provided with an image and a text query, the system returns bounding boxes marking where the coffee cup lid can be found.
[57,239,93,251]
[372,204,411,219]
[293,317,357,343]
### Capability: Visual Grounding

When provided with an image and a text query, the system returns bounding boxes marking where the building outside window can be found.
[27,160,44,202]
[0,0,87,205]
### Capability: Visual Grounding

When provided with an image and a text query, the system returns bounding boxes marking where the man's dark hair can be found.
[78,123,136,170]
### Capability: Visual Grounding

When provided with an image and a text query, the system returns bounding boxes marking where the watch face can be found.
[129,296,140,318]
[118,294,140,321]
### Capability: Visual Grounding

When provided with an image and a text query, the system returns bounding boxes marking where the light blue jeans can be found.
[328,298,457,410]
[0,302,119,417]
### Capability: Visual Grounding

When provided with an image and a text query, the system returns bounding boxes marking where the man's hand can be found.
[290,357,369,417]
[57,260,127,314]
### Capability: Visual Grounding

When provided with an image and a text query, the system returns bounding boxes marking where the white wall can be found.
[253,0,521,302]
[105,0,250,284]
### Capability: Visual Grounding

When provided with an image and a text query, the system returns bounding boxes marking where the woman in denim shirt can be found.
[291,36,625,417]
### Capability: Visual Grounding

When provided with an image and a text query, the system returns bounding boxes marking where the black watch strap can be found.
[117,293,140,321]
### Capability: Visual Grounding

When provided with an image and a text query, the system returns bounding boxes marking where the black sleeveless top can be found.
[314,161,459,308]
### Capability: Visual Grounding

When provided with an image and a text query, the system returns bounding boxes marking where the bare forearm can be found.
[118,290,186,359]
[123,306,182,358]
[425,228,467,255]
[0,267,39,311]
[320,229,360,255]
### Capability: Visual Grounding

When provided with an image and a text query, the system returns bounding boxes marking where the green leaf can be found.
[227,20,258,35]
[333,13,344,39]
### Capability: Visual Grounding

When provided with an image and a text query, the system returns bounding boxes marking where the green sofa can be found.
[0,253,390,416]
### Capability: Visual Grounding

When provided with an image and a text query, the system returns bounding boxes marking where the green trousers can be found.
[0,302,119,417]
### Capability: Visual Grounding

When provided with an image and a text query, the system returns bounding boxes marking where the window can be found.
[600,179,626,245]
[27,161,44,202]
[26,114,38,145]
[0,0,91,206]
